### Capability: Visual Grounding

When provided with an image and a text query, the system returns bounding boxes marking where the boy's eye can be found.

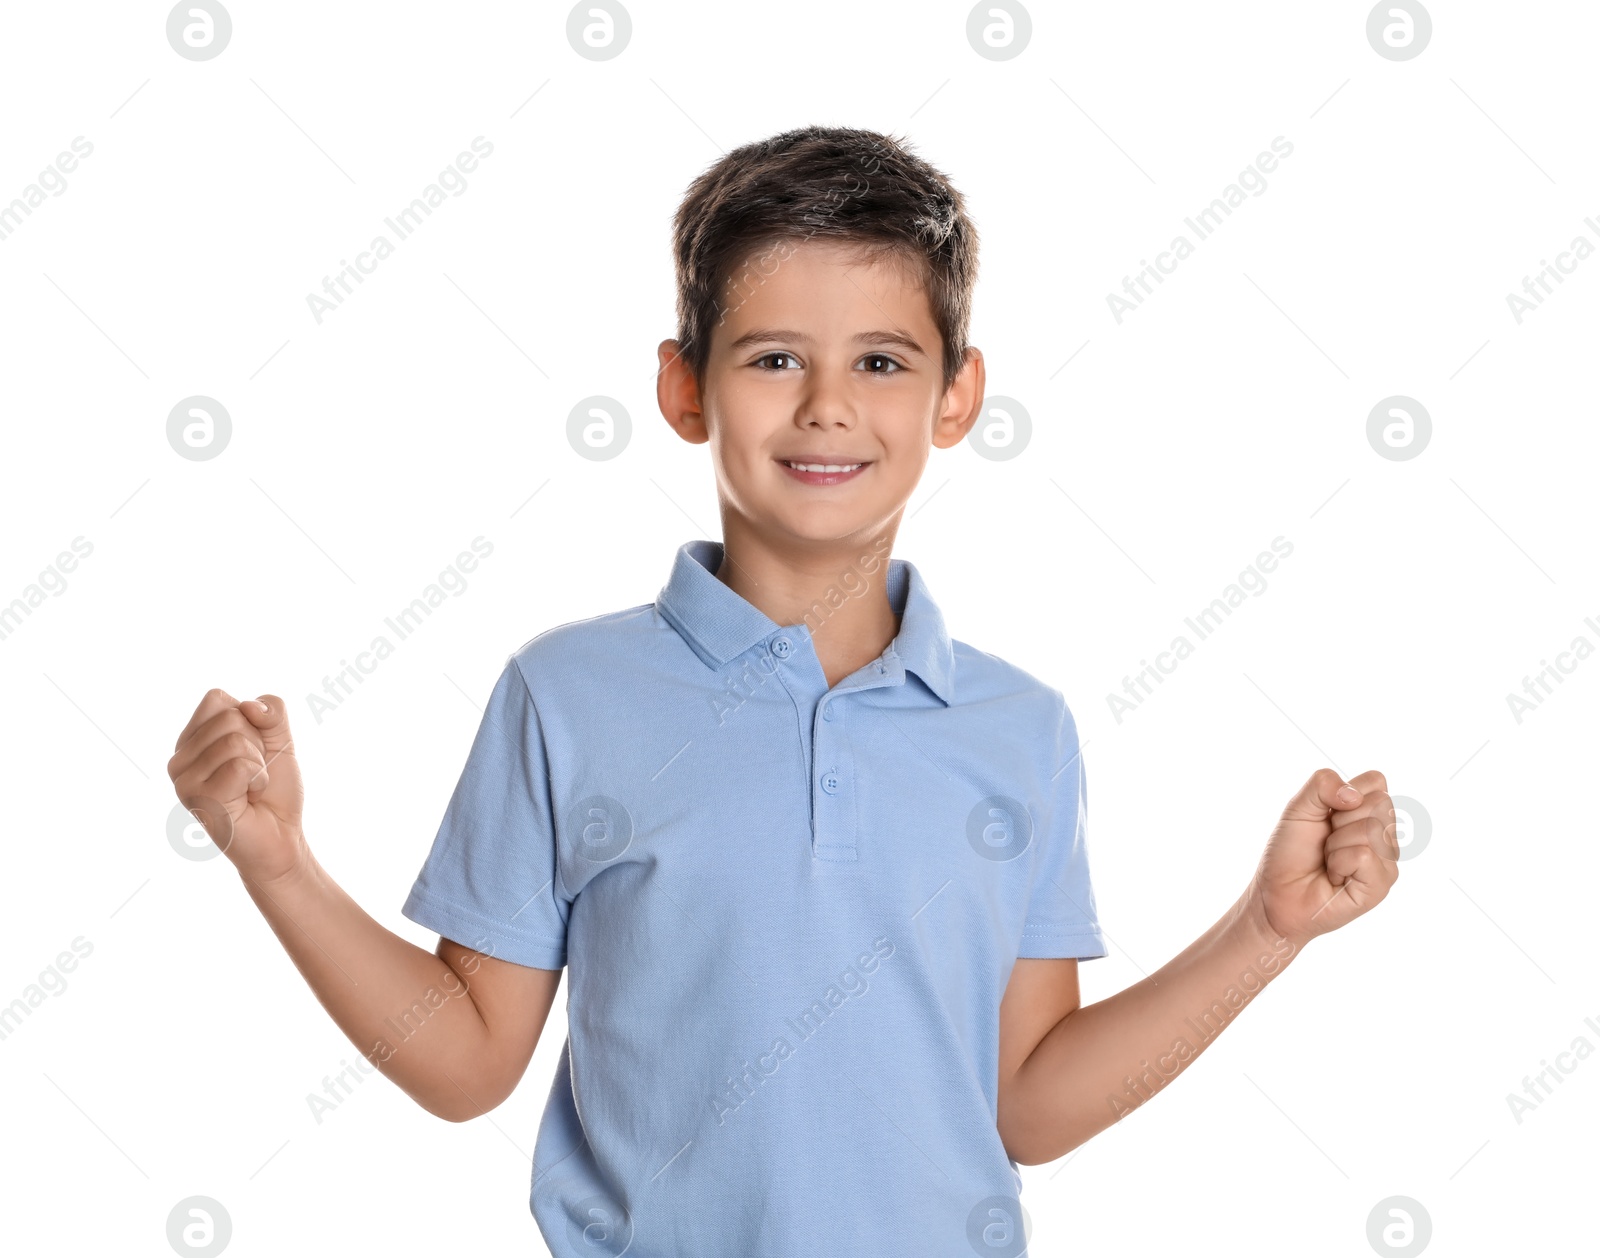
[751,352,905,374]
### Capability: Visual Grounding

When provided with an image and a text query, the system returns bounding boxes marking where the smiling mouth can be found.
[780,460,866,473]
[776,459,871,485]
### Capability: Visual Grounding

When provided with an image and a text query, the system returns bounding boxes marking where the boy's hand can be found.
[1245,768,1400,951]
[167,690,307,886]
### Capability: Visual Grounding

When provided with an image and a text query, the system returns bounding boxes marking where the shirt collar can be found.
[656,539,955,706]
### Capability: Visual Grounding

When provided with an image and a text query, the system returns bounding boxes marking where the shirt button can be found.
[821,701,834,722]
[771,636,792,659]
[821,769,840,795]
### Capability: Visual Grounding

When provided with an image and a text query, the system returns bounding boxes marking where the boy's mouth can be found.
[777,458,870,486]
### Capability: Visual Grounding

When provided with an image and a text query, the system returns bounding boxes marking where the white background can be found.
[1,1,1595,1254]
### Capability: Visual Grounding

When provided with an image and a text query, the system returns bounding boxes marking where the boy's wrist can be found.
[1233,882,1309,969]
[237,834,317,899]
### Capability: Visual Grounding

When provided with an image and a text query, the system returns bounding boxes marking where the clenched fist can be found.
[168,689,306,886]
[1247,767,1401,950]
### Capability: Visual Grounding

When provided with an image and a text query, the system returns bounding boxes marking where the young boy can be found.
[168,126,1400,1257]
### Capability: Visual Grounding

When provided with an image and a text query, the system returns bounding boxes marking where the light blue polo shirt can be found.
[401,538,1107,1257]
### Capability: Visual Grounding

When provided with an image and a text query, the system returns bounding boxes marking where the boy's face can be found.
[657,238,983,551]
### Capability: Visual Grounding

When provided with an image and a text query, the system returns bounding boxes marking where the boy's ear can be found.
[932,346,986,450]
[657,338,710,445]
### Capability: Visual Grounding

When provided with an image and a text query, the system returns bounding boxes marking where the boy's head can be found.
[657,125,986,551]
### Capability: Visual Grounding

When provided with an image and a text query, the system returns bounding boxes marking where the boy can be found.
[167,126,1399,1257]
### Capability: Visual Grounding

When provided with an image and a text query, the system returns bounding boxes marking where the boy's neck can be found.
[712,522,902,691]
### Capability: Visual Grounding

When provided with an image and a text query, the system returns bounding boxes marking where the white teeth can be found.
[785,461,862,473]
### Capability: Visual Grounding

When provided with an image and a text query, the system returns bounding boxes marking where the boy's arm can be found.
[997,885,1291,1164]
[169,688,561,1123]
[997,767,1399,1165]
[241,853,562,1122]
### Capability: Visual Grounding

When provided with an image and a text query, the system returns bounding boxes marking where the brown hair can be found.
[669,125,980,395]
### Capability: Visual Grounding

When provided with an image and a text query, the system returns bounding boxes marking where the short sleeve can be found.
[400,655,569,970]
[1018,692,1108,961]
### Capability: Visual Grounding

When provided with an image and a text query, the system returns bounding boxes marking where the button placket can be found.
[782,636,904,863]
[811,673,895,863]
[764,629,837,859]
[811,719,856,860]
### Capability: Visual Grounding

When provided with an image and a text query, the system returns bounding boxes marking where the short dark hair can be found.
[669,125,980,395]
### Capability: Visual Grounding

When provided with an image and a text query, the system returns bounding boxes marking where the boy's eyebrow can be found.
[727,327,929,358]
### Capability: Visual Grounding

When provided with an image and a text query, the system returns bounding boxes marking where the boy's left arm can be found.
[997,767,1400,1166]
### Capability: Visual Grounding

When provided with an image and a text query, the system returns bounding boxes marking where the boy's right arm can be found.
[168,688,561,1123]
